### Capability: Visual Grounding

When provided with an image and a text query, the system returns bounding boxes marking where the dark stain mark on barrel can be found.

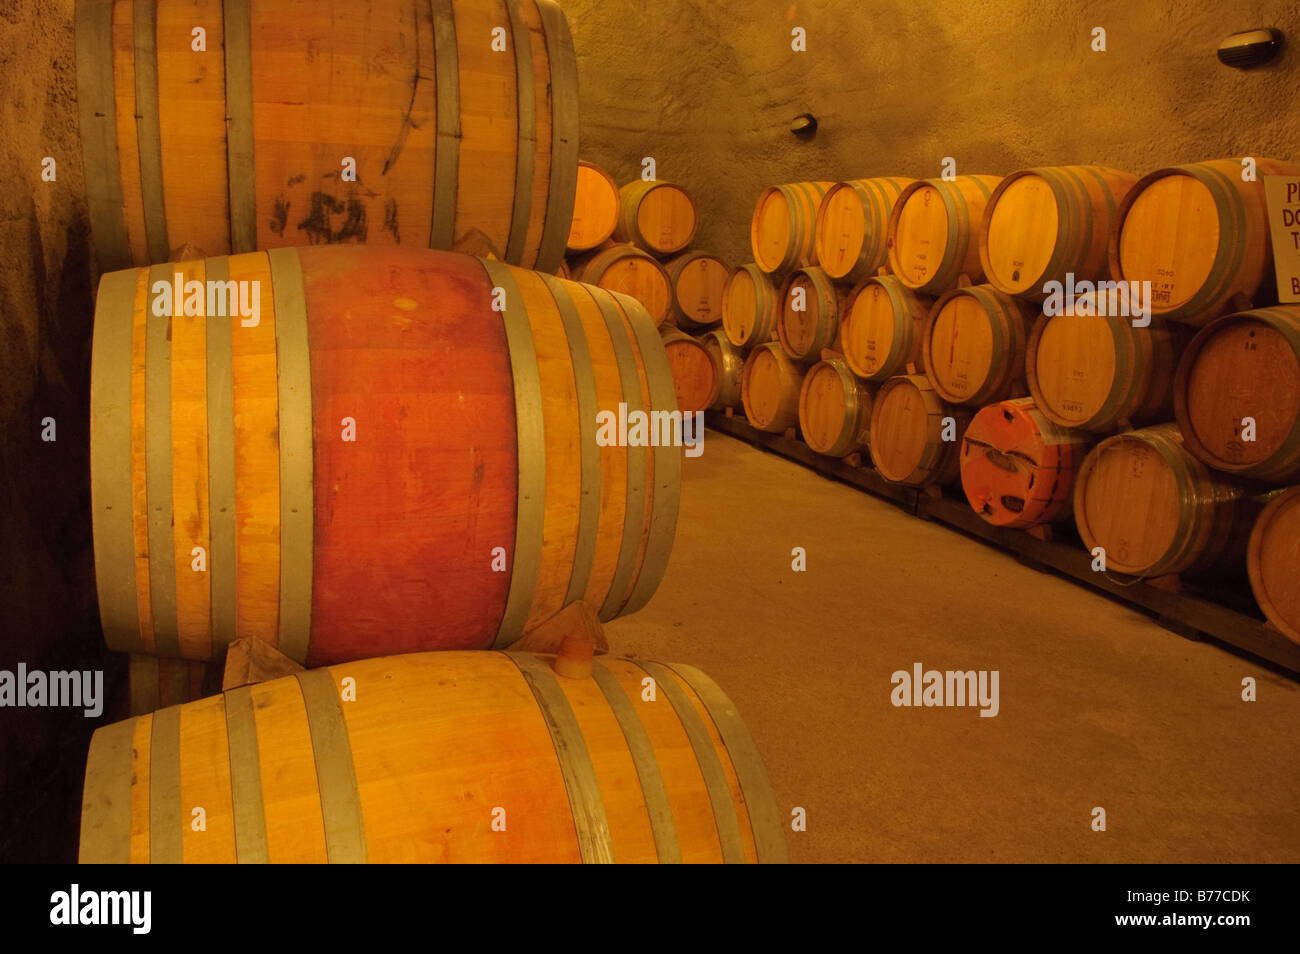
[298,192,368,244]
[270,196,289,236]
[383,199,400,243]
[287,173,306,187]
[383,2,424,176]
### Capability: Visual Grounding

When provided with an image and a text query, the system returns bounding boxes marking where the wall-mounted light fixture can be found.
[1217,29,1284,69]
[791,113,818,138]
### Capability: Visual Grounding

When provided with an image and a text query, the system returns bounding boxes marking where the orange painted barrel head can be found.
[960,399,1081,527]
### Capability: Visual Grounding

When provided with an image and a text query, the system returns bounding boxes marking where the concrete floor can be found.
[607,431,1300,863]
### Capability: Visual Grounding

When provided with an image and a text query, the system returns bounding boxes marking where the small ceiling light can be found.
[791,113,818,138]
[1217,29,1284,69]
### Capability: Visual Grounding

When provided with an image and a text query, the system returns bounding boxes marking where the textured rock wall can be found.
[0,0,108,863]
[565,0,1300,266]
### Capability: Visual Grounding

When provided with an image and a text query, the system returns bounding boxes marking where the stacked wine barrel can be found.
[79,0,786,866]
[562,160,732,413]
[724,157,1300,647]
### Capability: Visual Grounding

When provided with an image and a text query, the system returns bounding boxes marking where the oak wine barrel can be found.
[797,358,875,458]
[840,276,932,382]
[887,175,1002,294]
[751,181,834,275]
[575,244,674,326]
[664,250,730,331]
[741,343,805,433]
[79,651,788,863]
[721,264,780,349]
[777,266,846,365]
[1110,158,1300,325]
[699,330,746,410]
[979,165,1136,300]
[1025,294,1191,432]
[660,328,717,414]
[567,161,622,253]
[814,177,914,284]
[75,0,579,274]
[922,284,1036,406]
[868,374,971,486]
[1072,424,1258,577]
[1173,305,1300,483]
[128,655,216,717]
[90,246,680,665]
[556,258,574,280]
[959,397,1090,528]
[1247,486,1300,645]
[612,179,699,256]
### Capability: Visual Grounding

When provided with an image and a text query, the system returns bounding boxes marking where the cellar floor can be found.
[606,430,1300,864]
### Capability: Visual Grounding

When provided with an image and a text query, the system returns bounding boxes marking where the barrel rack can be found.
[705,410,1300,679]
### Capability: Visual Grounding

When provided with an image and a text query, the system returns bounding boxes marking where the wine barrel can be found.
[665,250,730,331]
[660,328,717,414]
[1173,305,1300,483]
[90,246,680,665]
[798,358,875,458]
[1247,486,1300,645]
[79,651,788,863]
[777,266,846,365]
[700,330,745,409]
[751,181,834,275]
[959,398,1090,528]
[575,245,673,326]
[814,177,914,284]
[74,0,578,274]
[979,165,1136,300]
[128,655,216,717]
[556,258,574,280]
[1110,158,1300,325]
[868,374,971,486]
[840,276,932,382]
[1072,424,1258,577]
[612,180,699,256]
[1026,294,1191,432]
[721,264,780,349]
[567,161,621,253]
[741,343,805,433]
[887,175,1002,293]
[922,284,1036,406]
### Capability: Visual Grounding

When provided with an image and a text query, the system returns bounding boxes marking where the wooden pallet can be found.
[705,410,1300,678]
